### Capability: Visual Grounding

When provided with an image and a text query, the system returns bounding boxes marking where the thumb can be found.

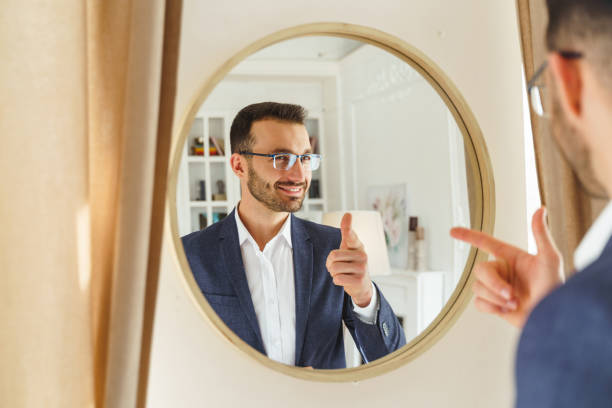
[532,207,558,257]
[340,213,360,249]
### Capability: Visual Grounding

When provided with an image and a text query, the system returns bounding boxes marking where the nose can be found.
[286,156,308,182]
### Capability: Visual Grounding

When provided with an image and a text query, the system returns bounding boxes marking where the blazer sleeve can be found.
[515,279,612,408]
[343,282,406,363]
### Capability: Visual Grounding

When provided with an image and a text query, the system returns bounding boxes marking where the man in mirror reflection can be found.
[452,1,612,406]
[182,102,405,368]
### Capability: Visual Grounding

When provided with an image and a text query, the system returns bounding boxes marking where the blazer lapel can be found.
[219,210,265,353]
[291,215,313,365]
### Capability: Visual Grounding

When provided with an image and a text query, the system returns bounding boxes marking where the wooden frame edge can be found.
[164,22,496,383]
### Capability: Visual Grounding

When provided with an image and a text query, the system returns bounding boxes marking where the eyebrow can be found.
[269,147,313,155]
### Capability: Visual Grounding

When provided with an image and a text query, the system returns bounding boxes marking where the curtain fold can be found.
[1,2,94,407]
[86,1,134,405]
[516,0,607,276]
[1,0,179,406]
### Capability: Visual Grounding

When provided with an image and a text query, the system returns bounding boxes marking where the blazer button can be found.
[382,322,389,336]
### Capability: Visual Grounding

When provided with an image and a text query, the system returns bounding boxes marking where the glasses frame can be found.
[527,50,583,117]
[239,151,322,171]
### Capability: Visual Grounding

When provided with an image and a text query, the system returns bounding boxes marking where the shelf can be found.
[208,156,227,162]
[187,156,205,162]
[187,156,227,163]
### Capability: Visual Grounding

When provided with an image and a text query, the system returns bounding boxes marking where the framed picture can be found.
[367,183,409,269]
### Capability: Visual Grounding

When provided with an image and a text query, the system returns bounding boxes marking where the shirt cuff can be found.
[351,281,379,324]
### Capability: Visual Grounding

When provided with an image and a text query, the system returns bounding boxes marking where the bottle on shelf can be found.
[415,226,427,271]
[407,216,418,271]
[197,180,206,201]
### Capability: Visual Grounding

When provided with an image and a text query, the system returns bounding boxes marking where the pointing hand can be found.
[450,207,564,328]
[326,213,373,307]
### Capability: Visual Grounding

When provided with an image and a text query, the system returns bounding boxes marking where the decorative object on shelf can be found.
[197,180,206,201]
[407,216,418,271]
[210,137,225,156]
[309,179,320,199]
[321,210,391,276]
[212,211,227,223]
[367,183,409,269]
[192,136,204,156]
[212,180,227,201]
[198,213,207,230]
[416,226,427,271]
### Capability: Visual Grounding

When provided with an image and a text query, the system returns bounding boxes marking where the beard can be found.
[246,162,308,213]
[549,86,608,199]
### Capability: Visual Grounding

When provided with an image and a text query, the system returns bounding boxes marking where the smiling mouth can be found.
[276,184,306,196]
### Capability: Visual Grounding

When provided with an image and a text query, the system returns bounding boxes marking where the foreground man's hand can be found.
[450,207,564,328]
[326,213,373,307]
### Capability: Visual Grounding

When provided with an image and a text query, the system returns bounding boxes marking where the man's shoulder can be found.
[181,220,226,254]
[516,247,612,407]
[526,249,612,333]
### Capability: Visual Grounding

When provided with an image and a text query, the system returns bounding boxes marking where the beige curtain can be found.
[516,0,607,276]
[0,0,180,406]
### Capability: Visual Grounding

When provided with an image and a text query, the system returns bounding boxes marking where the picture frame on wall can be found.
[367,183,409,269]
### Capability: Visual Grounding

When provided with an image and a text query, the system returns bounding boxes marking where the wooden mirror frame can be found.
[166,22,495,382]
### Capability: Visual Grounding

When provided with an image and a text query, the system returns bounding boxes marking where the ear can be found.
[548,53,584,126]
[230,153,247,179]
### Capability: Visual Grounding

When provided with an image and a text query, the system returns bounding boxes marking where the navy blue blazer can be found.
[515,236,612,407]
[182,209,406,369]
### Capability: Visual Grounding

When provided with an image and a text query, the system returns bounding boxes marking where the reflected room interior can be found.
[175,36,476,368]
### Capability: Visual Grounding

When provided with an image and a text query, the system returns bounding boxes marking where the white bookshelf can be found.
[177,112,234,237]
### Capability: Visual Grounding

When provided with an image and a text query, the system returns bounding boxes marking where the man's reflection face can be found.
[245,120,312,212]
[548,71,608,198]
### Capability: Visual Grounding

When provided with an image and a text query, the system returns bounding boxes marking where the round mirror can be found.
[168,24,494,381]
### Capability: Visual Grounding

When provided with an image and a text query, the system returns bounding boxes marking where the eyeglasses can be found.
[527,50,583,117]
[239,151,322,171]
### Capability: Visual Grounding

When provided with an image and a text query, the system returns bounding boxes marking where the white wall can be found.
[148,0,526,407]
[338,44,469,295]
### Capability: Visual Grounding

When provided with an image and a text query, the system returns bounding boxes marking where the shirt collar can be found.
[234,206,293,249]
[574,201,612,271]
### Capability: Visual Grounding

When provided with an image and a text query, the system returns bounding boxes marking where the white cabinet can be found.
[344,270,445,367]
[373,270,445,340]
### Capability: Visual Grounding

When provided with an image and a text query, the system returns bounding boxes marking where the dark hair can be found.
[230,102,307,153]
[546,0,612,86]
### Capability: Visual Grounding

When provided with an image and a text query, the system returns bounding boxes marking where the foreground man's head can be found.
[542,0,612,198]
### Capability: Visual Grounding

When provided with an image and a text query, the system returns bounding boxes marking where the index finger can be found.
[450,227,522,263]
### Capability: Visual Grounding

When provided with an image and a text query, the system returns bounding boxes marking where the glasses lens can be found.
[305,154,320,171]
[530,85,547,117]
[273,154,295,170]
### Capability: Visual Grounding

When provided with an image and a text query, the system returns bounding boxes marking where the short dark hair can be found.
[546,0,612,87]
[230,102,307,154]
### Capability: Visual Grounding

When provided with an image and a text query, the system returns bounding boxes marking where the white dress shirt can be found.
[234,207,378,365]
[574,201,612,271]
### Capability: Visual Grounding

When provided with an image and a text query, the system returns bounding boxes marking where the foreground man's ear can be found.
[548,52,584,127]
